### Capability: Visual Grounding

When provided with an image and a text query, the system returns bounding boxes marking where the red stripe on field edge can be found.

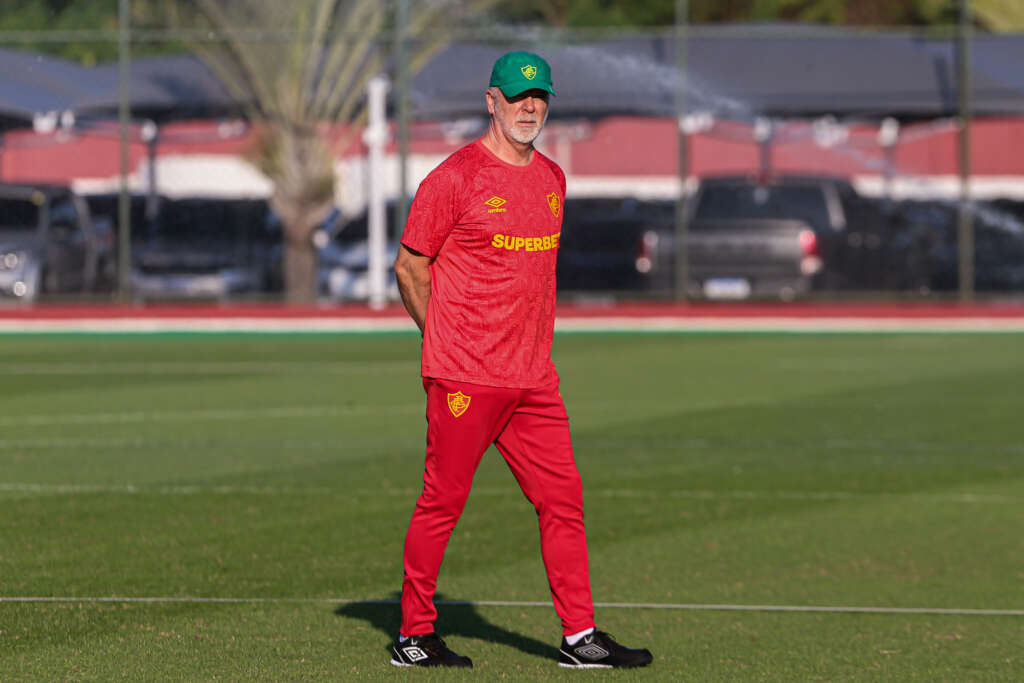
[1,301,1023,321]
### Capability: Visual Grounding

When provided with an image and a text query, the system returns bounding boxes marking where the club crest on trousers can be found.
[447,391,471,418]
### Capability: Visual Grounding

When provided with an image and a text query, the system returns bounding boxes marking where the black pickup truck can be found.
[677,175,945,298]
[558,176,862,300]
[556,175,933,299]
[677,175,853,300]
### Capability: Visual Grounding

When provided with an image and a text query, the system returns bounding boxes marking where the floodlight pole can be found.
[674,0,689,301]
[956,0,974,301]
[117,0,132,303]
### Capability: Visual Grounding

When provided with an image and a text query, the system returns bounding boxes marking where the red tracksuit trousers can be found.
[400,378,595,637]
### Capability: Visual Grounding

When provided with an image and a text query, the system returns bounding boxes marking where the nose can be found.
[523,96,536,111]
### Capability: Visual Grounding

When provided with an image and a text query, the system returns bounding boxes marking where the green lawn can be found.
[2,332,1023,680]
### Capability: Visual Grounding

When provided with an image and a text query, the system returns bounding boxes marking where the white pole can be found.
[365,75,390,309]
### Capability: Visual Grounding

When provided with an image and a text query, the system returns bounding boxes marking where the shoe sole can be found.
[390,655,473,668]
[558,649,616,669]
[559,662,613,669]
[559,651,652,669]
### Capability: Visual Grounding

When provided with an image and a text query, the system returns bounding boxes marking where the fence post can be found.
[117,0,133,303]
[394,0,410,245]
[956,0,974,301]
[674,0,690,301]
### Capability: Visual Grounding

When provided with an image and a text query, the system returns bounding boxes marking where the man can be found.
[390,50,653,670]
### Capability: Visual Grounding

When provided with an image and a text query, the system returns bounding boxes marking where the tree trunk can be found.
[276,200,331,305]
[265,128,336,305]
[283,233,318,304]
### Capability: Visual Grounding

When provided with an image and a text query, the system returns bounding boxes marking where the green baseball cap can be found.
[489,51,556,98]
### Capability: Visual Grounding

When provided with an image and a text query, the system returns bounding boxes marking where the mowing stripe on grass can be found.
[1,482,1018,504]
[0,404,421,428]
[0,361,416,375]
[2,596,1022,616]
[2,424,1021,458]
[0,436,422,450]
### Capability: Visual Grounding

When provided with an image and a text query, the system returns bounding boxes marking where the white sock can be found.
[565,627,595,645]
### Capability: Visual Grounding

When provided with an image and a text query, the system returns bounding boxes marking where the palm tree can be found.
[972,0,1024,30]
[166,0,491,303]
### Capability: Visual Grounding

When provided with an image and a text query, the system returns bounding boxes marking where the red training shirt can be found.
[401,139,566,388]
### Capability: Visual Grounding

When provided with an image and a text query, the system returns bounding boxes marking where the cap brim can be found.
[496,81,556,98]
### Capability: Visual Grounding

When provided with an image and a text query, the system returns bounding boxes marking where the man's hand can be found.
[394,244,432,334]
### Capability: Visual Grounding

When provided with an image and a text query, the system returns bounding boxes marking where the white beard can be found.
[496,106,546,145]
[508,122,541,144]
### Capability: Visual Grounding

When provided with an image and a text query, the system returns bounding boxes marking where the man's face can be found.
[488,87,550,145]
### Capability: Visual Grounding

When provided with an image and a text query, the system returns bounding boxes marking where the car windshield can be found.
[146,200,272,243]
[694,184,832,233]
[0,198,42,232]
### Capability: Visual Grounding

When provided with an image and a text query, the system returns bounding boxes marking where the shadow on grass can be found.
[335,592,559,661]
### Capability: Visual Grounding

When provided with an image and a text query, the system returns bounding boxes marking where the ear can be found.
[485,88,497,115]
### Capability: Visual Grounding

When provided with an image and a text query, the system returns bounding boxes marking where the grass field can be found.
[2,331,1023,680]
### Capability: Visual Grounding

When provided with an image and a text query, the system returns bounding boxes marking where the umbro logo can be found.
[484,196,507,213]
[574,642,609,659]
[401,645,429,662]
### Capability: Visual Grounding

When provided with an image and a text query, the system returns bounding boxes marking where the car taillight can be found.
[799,229,824,275]
[635,230,658,274]
[799,229,819,256]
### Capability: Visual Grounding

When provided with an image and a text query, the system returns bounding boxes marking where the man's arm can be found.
[394,244,432,334]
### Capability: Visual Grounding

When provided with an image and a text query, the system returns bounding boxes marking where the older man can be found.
[390,51,653,670]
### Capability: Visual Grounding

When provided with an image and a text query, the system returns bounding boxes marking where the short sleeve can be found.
[401,168,457,258]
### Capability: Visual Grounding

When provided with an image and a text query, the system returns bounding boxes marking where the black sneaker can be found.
[558,630,653,669]
[390,632,473,668]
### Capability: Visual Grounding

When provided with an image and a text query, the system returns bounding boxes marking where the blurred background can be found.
[1,0,1023,307]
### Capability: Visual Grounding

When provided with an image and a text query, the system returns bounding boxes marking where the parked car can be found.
[268,207,399,302]
[556,197,674,294]
[556,176,936,299]
[0,184,113,302]
[557,177,845,300]
[887,198,1024,293]
[87,195,276,301]
[675,175,874,299]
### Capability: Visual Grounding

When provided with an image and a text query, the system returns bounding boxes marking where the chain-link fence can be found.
[2,13,1022,305]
